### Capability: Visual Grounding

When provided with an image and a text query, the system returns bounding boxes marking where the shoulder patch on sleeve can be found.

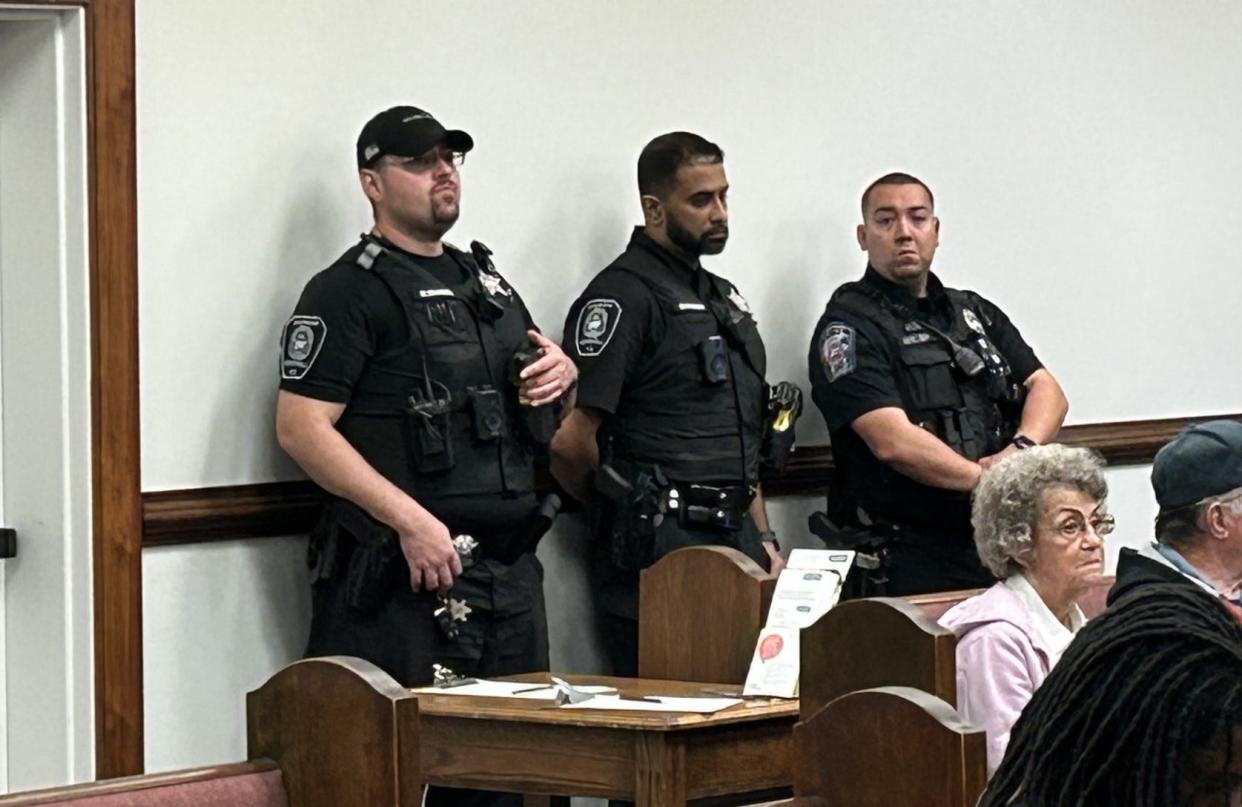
[818,323,856,382]
[280,315,326,380]
[574,298,622,357]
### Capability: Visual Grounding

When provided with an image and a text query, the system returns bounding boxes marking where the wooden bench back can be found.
[247,656,421,807]
[793,687,986,807]
[904,575,1116,621]
[799,597,955,720]
[0,761,286,806]
[639,545,777,684]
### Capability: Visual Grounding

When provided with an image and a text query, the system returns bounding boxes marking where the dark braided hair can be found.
[981,583,1242,806]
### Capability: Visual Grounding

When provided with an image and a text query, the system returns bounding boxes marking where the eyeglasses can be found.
[385,149,466,173]
[1051,514,1116,541]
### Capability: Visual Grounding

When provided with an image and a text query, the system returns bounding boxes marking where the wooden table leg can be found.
[635,733,687,806]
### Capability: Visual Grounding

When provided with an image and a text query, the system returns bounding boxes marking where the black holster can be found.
[593,461,667,571]
[308,500,404,615]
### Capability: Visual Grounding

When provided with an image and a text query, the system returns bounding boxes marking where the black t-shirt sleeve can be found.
[562,273,654,415]
[974,295,1043,383]
[808,310,904,433]
[278,266,387,403]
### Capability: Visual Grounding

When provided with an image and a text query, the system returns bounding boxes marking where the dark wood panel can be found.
[146,413,1241,546]
[82,0,144,779]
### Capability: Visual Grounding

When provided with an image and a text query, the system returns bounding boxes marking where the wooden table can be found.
[413,674,798,806]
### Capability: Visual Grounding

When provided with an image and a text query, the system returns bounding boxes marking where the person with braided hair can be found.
[980,583,1242,807]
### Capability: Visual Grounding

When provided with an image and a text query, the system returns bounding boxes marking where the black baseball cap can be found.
[356,106,473,168]
[1151,420,1242,510]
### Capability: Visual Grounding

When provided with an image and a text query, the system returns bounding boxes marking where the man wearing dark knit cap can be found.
[1109,419,1242,621]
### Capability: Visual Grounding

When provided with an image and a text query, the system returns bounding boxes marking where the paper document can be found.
[560,696,742,713]
[411,681,615,700]
[742,548,855,698]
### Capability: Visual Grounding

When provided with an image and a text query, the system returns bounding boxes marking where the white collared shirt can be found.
[1004,573,1085,661]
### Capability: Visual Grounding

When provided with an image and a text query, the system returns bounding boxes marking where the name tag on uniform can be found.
[419,289,454,299]
[677,302,707,311]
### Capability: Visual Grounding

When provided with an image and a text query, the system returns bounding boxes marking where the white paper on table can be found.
[560,696,742,713]
[410,681,616,700]
[741,626,801,698]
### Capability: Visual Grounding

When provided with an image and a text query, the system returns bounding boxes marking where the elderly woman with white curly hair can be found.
[939,443,1113,776]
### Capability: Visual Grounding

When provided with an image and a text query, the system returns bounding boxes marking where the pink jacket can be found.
[938,583,1054,777]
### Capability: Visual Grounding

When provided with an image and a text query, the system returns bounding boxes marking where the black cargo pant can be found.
[305,531,548,807]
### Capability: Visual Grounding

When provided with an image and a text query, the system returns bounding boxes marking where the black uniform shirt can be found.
[565,231,692,417]
[808,266,1042,537]
[279,238,538,528]
[564,228,767,485]
[812,267,1042,433]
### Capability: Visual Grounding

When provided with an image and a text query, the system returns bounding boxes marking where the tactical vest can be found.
[826,281,1024,527]
[333,237,536,502]
[601,250,768,486]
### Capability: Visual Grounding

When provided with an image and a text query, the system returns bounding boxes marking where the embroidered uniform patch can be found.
[819,323,856,382]
[280,315,326,380]
[575,298,622,357]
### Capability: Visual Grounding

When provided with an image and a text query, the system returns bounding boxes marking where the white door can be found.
[0,6,93,792]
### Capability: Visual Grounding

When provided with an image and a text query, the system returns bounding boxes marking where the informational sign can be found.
[743,549,854,698]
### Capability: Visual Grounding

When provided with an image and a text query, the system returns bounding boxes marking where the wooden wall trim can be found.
[142,413,1242,546]
[83,0,143,780]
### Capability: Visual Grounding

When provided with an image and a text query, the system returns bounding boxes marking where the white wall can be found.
[136,0,1242,773]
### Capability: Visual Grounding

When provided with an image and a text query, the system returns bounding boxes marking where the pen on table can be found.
[510,684,555,694]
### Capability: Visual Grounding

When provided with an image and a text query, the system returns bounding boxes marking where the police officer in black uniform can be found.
[552,132,785,676]
[808,173,1068,596]
[275,106,577,807]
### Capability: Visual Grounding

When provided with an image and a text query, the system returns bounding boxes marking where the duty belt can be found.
[666,481,753,532]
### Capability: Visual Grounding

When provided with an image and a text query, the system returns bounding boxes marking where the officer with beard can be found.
[276,105,577,807]
[553,132,783,676]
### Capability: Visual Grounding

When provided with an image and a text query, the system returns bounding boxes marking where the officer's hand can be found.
[519,330,578,406]
[397,513,462,595]
[978,444,1019,473]
[764,542,786,577]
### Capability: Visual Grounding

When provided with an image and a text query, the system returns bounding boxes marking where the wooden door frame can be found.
[2,0,142,779]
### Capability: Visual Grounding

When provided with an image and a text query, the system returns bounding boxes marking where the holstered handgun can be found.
[808,510,892,599]
[594,462,668,571]
[331,501,403,614]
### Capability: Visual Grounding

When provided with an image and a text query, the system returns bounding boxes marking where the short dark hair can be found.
[860,172,935,216]
[982,584,1242,807]
[637,132,724,198]
[1155,502,1206,547]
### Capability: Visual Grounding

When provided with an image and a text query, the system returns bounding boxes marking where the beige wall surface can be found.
[136,0,1241,774]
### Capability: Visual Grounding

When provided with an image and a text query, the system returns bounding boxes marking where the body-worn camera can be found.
[467,386,505,441]
[697,336,730,384]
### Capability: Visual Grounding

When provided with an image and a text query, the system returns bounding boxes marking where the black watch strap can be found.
[1012,434,1037,450]
[760,531,780,552]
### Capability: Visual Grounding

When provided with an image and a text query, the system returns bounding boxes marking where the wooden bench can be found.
[799,597,956,720]
[638,545,777,684]
[0,761,287,806]
[792,687,986,807]
[905,574,1115,621]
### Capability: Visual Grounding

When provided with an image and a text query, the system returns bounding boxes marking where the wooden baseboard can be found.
[141,413,1242,547]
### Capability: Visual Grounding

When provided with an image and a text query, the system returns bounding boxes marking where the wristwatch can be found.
[1012,435,1037,450]
[760,531,780,552]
